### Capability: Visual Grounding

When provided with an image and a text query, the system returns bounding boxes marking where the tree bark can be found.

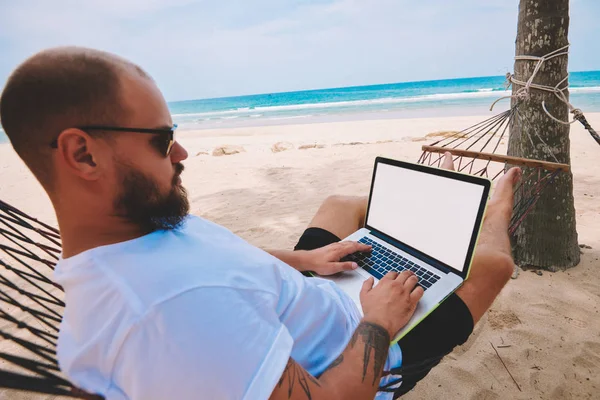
[508,0,580,271]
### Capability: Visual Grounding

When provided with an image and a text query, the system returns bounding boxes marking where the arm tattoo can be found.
[349,321,390,385]
[321,354,344,375]
[278,358,321,399]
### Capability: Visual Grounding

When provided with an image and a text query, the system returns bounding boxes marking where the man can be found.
[0,47,518,399]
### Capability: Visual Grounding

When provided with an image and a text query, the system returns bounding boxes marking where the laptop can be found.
[323,156,491,343]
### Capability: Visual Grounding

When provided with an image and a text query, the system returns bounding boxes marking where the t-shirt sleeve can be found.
[111,287,293,400]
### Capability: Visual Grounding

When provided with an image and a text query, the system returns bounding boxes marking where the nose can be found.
[170,141,188,163]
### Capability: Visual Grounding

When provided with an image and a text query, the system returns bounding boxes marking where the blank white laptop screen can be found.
[367,163,485,272]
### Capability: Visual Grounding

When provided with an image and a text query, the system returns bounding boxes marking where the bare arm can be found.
[267,250,310,272]
[270,320,390,400]
[270,270,423,400]
[267,241,371,275]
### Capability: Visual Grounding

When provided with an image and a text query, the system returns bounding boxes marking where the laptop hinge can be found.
[369,230,452,275]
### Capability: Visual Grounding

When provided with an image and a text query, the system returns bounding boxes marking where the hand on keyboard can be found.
[300,240,372,276]
[345,237,441,291]
[360,270,424,338]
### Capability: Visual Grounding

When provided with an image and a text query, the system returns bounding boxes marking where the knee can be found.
[322,195,359,207]
[321,195,367,223]
[458,250,515,324]
[490,252,515,283]
[473,246,515,283]
[503,256,516,280]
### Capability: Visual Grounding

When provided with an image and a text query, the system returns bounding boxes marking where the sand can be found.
[0,114,599,399]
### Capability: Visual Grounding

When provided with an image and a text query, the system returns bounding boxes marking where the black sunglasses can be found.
[49,124,178,157]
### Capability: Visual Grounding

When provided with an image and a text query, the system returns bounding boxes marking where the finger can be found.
[356,243,372,252]
[382,271,399,281]
[361,277,374,296]
[409,285,425,303]
[395,270,414,284]
[441,152,455,171]
[336,241,371,257]
[339,240,371,251]
[331,261,359,272]
[491,167,521,204]
[404,274,419,290]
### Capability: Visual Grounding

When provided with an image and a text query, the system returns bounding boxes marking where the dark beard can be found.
[113,163,190,232]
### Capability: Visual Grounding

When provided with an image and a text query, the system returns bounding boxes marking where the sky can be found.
[0,0,598,102]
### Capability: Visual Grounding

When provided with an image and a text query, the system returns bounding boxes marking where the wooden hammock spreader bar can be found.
[421,145,570,172]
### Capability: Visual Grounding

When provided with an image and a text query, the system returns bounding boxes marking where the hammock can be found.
[0,200,100,398]
[417,105,568,236]
[418,43,599,238]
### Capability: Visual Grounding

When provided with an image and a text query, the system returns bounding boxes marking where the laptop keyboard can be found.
[344,237,441,291]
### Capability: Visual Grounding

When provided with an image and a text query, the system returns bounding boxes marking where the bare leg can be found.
[454,168,520,324]
[436,153,517,323]
[307,195,368,240]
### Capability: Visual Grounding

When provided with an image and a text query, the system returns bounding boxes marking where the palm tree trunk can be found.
[508,0,580,271]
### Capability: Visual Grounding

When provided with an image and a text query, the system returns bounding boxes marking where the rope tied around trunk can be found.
[489,44,599,146]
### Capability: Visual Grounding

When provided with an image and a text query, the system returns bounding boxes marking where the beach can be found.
[1,113,599,399]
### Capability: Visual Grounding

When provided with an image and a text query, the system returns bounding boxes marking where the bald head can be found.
[0,47,150,189]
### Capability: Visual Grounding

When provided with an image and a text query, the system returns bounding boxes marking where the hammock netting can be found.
[417,105,568,236]
[0,200,100,398]
[0,105,596,397]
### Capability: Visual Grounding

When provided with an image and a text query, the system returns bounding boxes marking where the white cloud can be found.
[0,0,597,101]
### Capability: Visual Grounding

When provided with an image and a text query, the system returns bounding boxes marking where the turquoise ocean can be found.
[1,71,599,143]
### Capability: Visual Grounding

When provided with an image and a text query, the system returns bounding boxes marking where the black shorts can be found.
[294,227,474,397]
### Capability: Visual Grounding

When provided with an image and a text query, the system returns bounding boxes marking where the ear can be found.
[55,128,102,180]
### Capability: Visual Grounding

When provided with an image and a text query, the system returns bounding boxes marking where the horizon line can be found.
[168,69,600,104]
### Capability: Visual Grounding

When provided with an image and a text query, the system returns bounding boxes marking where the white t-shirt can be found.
[54,216,402,399]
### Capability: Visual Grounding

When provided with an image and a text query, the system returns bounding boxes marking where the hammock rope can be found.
[0,200,94,398]
[417,106,566,234]
[420,44,598,236]
[490,44,599,146]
